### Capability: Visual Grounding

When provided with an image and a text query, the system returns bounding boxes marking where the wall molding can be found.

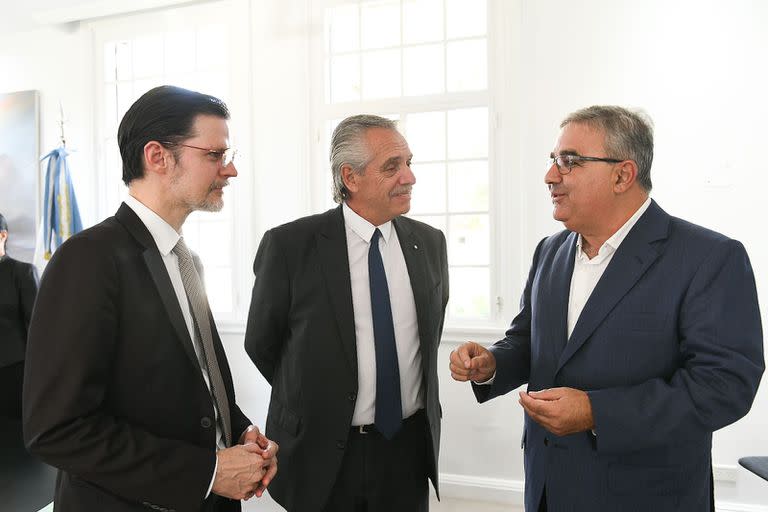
[437,472,768,512]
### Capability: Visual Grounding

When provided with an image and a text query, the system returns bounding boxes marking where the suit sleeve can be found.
[18,262,39,335]
[473,238,546,402]
[23,236,216,512]
[588,239,765,454]
[244,229,291,384]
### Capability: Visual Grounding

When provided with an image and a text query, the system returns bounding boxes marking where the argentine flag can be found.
[40,147,82,260]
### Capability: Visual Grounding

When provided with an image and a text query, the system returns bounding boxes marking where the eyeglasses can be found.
[549,153,623,174]
[161,142,238,167]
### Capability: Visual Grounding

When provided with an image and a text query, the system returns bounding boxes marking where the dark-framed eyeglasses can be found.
[161,142,237,167]
[549,153,623,174]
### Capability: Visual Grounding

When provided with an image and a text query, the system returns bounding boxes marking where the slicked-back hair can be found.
[0,212,7,232]
[117,85,230,185]
[330,114,397,203]
[561,105,654,191]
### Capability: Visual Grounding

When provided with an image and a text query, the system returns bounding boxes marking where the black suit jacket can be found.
[244,206,448,512]
[23,203,251,512]
[0,255,38,367]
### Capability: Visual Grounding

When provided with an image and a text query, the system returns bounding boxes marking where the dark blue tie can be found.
[369,228,402,439]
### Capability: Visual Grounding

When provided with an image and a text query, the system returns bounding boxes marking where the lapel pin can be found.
[414,244,418,250]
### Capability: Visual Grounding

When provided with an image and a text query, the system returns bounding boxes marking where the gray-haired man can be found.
[245,114,449,511]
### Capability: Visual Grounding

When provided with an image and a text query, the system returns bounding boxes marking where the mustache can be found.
[208,180,229,192]
[390,186,412,197]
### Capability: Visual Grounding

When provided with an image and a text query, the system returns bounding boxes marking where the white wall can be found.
[4,0,768,510]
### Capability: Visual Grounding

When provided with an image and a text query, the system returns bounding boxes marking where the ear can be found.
[143,141,171,176]
[613,160,638,193]
[341,164,359,194]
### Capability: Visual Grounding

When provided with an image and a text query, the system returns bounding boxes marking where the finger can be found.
[262,460,278,488]
[527,388,562,400]
[242,443,265,455]
[449,360,473,376]
[519,391,551,416]
[452,344,470,369]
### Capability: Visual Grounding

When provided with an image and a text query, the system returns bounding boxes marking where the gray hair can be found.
[561,105,654,191]
[330,114,397,203]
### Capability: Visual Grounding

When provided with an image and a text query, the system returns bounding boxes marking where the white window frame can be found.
[308,0,524,338]
[88,0,254,327]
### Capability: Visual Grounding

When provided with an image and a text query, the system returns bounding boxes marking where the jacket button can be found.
[200,417,213,428]
[348,392,356,402]
[544,437,549,446]
[336,440,345,449]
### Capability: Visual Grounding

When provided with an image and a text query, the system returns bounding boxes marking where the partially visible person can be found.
[23,86,277,512]
[0,212,38,419]
[450,105,764,512]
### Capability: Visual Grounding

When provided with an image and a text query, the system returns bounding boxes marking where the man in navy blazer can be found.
[450,105,764,512]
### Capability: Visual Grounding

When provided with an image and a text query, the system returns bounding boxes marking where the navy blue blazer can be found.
[475,200,764,512]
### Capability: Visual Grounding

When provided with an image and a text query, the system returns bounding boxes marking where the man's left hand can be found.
[238,425,279,499]
[518,387,594,436]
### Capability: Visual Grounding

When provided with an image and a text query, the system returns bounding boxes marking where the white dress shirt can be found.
[343,202,424,426]
[567,197,652,338]
[479,197,652,386]
[124,195,222,495]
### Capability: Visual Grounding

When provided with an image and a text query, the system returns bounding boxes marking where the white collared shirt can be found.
[124,195,225,451]
[343,202,424,425]
[567,197,652,338]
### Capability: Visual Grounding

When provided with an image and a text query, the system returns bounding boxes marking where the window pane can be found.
[328,3,360,53]
[104,84,118,133]
[330,54,361,103]
[410,163,446,214]
[197,25,229,71]
[449,214,489,265]
[103,42,117,82]
[449,267,490,319]
[361,0,401,49]
[205,266,234,313]
[446,0,487,39]
[447,39,487,91]
[115,41,132,81]
[447,107,488,159]
[197,221,232,263]
[361,49,401,99]
[403,44,444,96]
[448,160,488,212]
[132,35,164,78]
[408,214,446,233]
[403,0,444,44]
[116,82,136,122]
[405,111,445,162]
[166,30,196,74]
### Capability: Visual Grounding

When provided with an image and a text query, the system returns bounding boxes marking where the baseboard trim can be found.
[437,473,768,512]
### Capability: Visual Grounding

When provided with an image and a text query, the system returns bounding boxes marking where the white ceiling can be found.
[1,0,202,33]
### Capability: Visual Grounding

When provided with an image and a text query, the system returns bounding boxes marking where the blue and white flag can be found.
[40,147,82,260]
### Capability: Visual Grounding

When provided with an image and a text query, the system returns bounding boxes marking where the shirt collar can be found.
[342,202,393,245]
[124,194,181,256]
[576,196,652,262]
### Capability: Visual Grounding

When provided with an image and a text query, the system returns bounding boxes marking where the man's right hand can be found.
[211,444,269,501]
[449,341,496,383]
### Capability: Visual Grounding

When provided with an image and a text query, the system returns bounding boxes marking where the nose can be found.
[544,161,560,186]
[401,163,416,185]
[222,161,238,178]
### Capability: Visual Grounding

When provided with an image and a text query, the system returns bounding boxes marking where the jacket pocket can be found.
[268,398,301,437]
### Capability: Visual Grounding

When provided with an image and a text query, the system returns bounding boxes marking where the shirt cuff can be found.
[475,371,496,385]
[206,453,219,499]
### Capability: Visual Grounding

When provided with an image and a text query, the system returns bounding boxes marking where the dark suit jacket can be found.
[23,203,251,512]
[475,200,764,512]
[244,206,448,512]
[0,255,38,367]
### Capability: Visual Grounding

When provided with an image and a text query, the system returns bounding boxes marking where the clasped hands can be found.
[449,342,595,436]
[212,425,278,501]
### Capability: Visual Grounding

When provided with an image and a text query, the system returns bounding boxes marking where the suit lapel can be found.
[317,207,358,379]
[546,232,578,361]
[556,201,669,373]
[115,203,201,371]
[393,218,433,362]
